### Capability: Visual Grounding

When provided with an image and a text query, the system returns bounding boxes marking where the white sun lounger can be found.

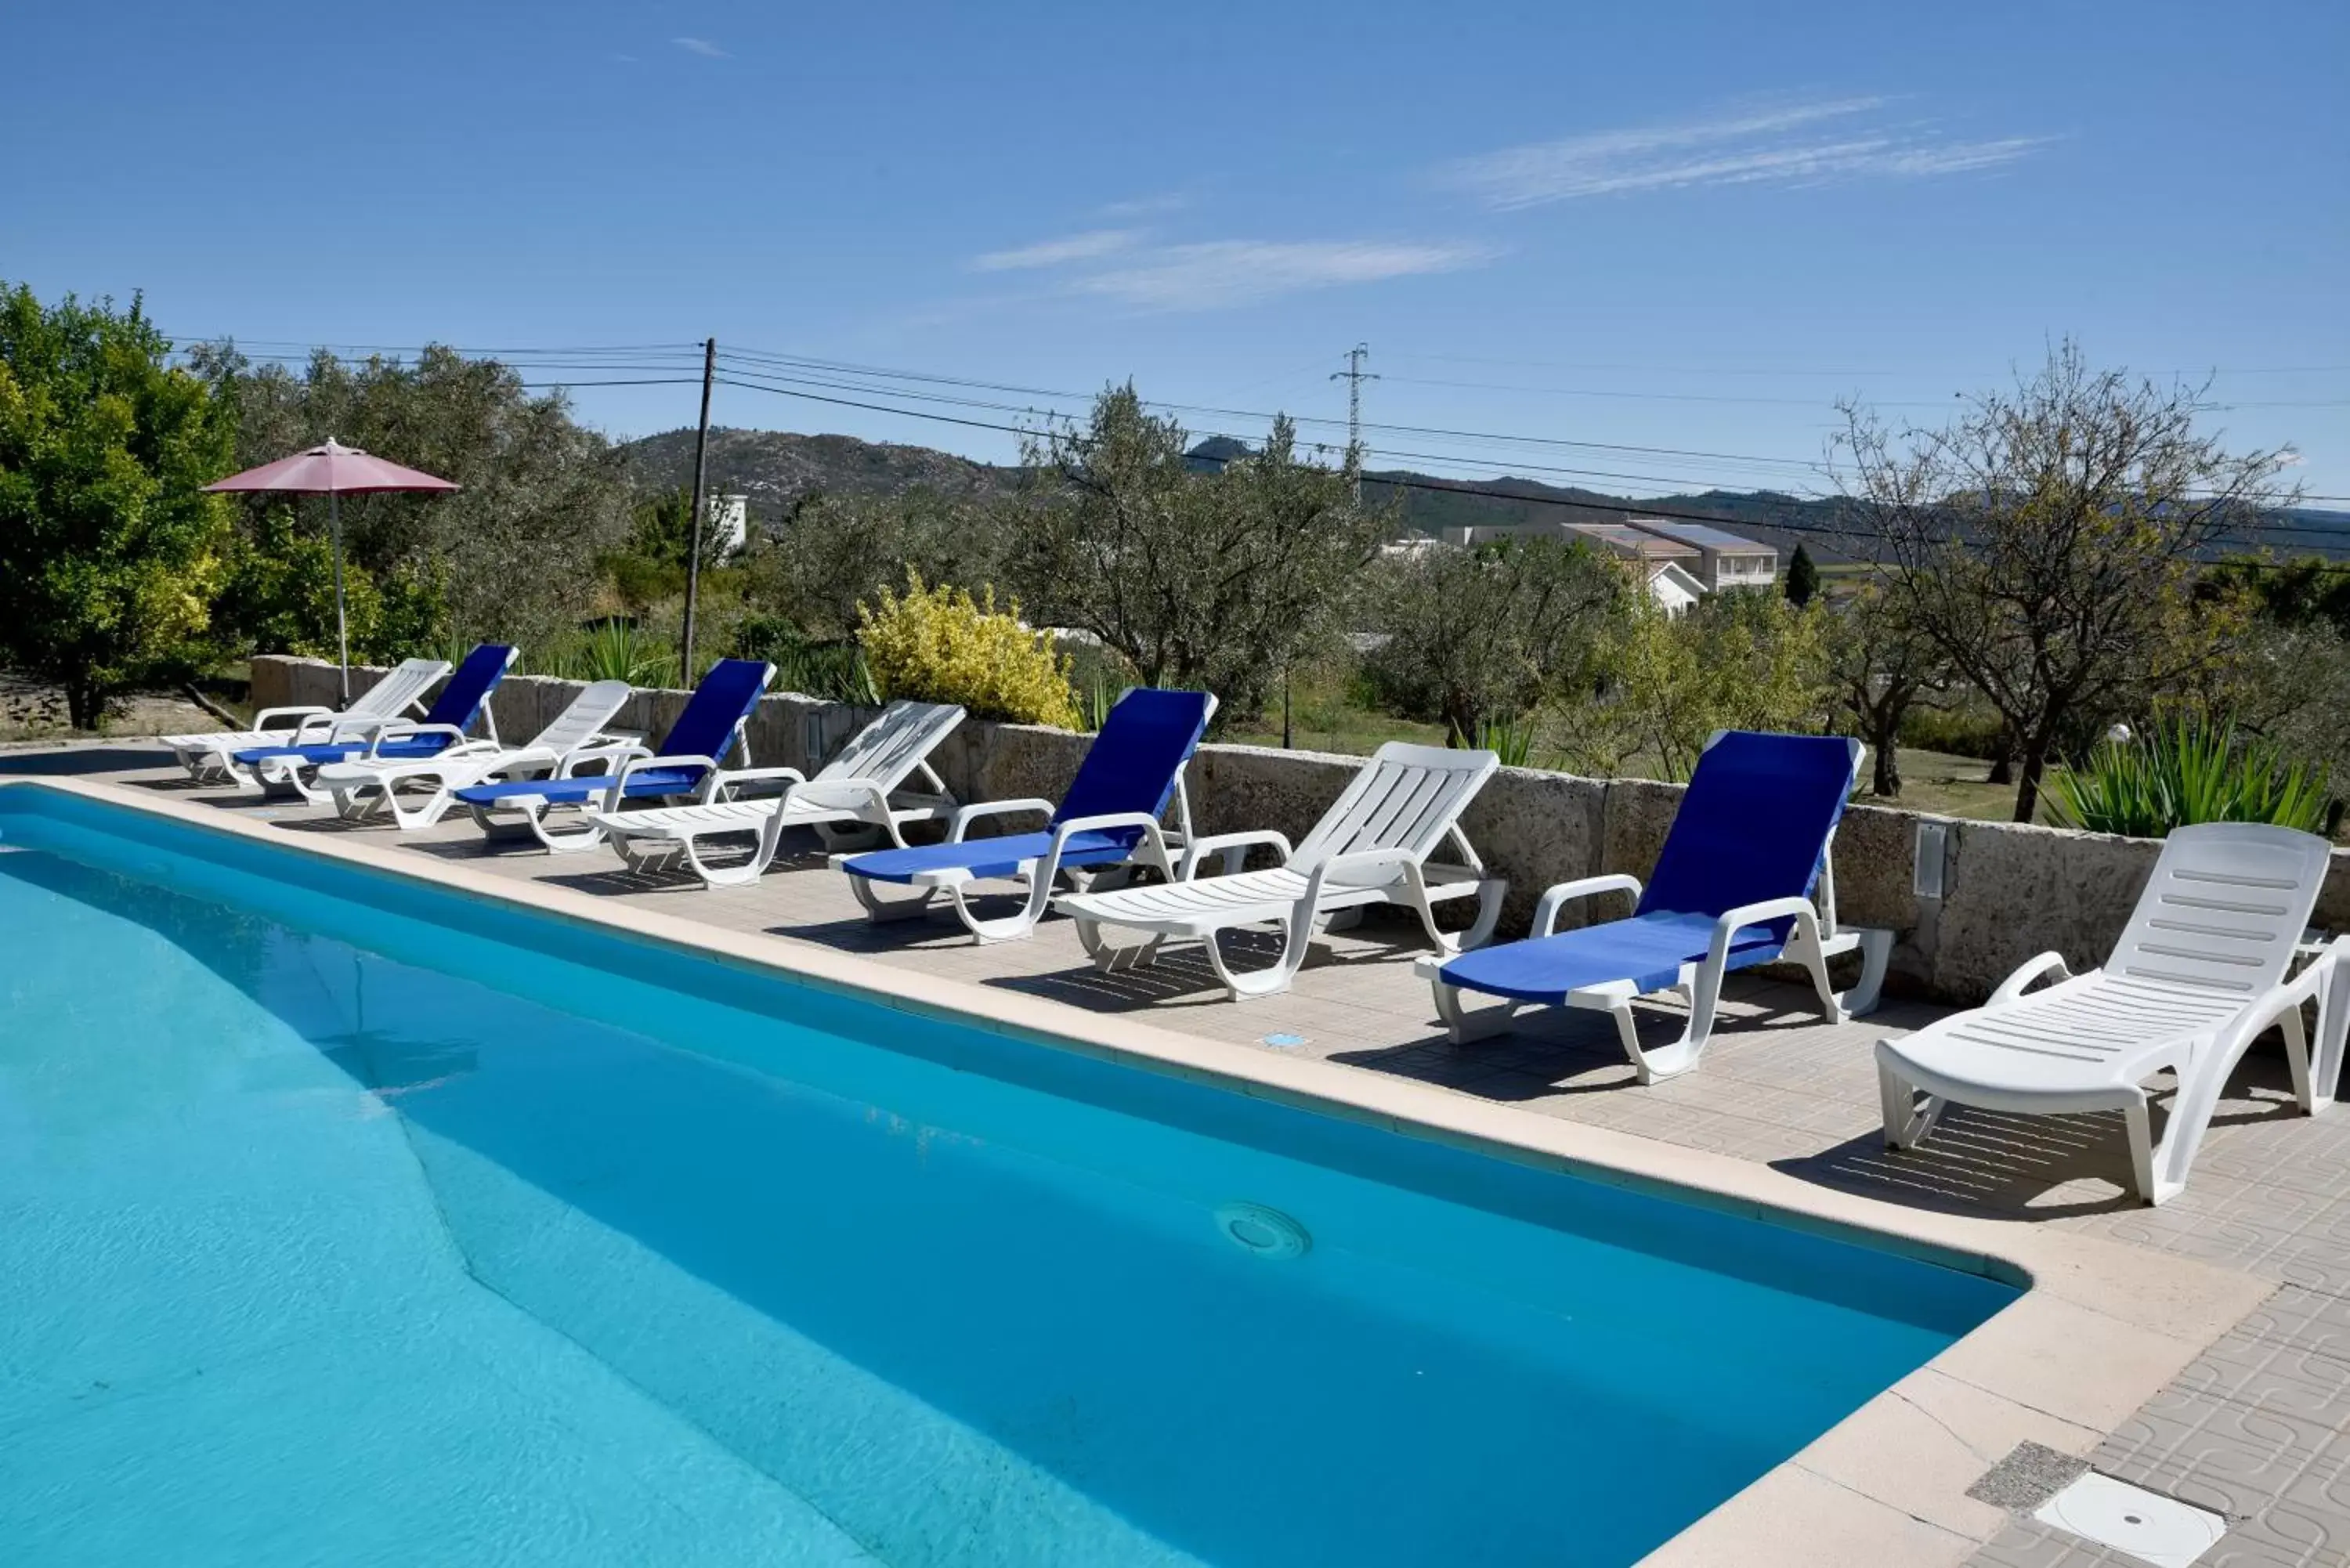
[313,680,636,830]
[597,700,965,887]
[163,657,447,783]
[1878,821,2343,1205]
[1054,741,1506,1000]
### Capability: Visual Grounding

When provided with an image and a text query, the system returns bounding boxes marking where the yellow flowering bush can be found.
[856,572,1080,728]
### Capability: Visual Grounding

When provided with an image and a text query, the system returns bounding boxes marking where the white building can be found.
[1620,517,1777,591]
[1645,561,1707,616]
[710,493,750,554]
[1428,521,1712,612]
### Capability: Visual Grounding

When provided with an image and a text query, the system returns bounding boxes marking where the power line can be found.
[1380,349,2350,379]
[164,327,2350,504]
[714,351,2350,508]
[708,367,2350,560]
[716,342,1829,471]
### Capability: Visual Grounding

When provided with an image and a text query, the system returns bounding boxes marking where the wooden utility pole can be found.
[680,336,717,680]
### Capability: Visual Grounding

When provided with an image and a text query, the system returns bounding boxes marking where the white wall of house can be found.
[1647,563,1705,615]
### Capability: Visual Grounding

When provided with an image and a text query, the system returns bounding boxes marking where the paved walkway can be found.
[16,742,2350,1567]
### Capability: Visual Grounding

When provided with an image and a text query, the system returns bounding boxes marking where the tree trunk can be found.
[2011,740,2050,822]
[64,675,103,732]
[1987,735,2015,786]
[1871,735,1903,797]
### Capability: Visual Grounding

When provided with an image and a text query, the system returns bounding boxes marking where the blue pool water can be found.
[0,787,2016,1566]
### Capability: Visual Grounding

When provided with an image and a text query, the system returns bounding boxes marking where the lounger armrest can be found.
[1307,846,1422,895]
[584,753,719,813]
[1989,951,2073,1007]
[709,765,808,803]
[253,703,334,733]
[1531,873,1644,938]
[555,740,650,779]
[1176,829,1294,880]
[1035,812,1176,901]
[302,712,378,744]
[2208,954,2334,1068]
[483,744,563,781]
[1708,896,1821,965]
[789,777,893,813]
[363,721,468,759]
[1051,811,1172,846]
[946,798,1055,843]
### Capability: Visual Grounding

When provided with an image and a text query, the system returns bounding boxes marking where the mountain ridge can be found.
[620,426,2350,565]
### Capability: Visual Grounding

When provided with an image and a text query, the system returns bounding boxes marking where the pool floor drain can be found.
[2032,1473,2224,1567]
[1215,1202,1310,1259]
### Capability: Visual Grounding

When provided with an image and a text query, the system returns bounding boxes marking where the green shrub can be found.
[729,613,877,705]
[535,620,678,687]
[2047,713,2330,837]
[1896,702,2007,760]
[857,573,1078,728]
[1452,713,1541,768]
[1061,643,1136,732]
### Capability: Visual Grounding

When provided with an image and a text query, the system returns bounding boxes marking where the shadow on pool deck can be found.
[0,746,179,776]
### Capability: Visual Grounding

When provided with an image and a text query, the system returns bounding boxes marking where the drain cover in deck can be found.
[2032,1473,2225,1567]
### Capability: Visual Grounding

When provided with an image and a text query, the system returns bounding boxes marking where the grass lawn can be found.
[1868,748,2030,822]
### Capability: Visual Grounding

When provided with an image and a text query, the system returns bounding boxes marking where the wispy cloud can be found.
[971,229,1140,272]
[671,36,728,58]
[1097,193,1190,219]
[1073,240,1497,312]
[1443,96,2051,209]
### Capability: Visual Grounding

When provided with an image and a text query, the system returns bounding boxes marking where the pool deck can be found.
[13,740,2350,1567]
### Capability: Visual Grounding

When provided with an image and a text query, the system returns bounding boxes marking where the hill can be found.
[618,427,2350,564]
[622,427,1019,518]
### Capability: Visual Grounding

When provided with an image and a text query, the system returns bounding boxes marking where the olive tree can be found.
[0,284,234,727]
[1835,341,2291,821]
[1565,587,1831,780]
[744,487,1009,638]
[1828,580,1951,797]
[1365,533,1624,737]
[1009,386,1386,719]
[190,342,635,654]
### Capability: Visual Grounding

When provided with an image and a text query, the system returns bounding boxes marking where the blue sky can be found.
[5,0,2345,500]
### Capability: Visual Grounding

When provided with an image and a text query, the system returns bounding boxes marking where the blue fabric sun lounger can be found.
[1418,730,1891,1081]
[454,657,776,852]
[834,686,1216,942]
[234,643,517,798]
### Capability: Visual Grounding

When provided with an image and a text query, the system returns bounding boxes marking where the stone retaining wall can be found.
[251,655,2350,1006]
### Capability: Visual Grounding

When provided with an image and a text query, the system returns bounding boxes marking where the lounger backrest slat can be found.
[1637,732,1862,928]
[660,659,777,759]
[418,644,518,732]
[2106,822,2330,995]
[1292,743,1500,873]
[534,681,634,754]
[352,659,450,720]
[815,701,964,789]
[1052,688,1217,827]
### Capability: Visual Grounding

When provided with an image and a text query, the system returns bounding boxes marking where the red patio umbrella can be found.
[203,439,460,705]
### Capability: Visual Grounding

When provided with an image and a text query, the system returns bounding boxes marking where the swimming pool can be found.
[0,785,2017,1566]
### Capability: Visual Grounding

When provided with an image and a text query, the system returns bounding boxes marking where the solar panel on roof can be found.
[1626,519,1770,551]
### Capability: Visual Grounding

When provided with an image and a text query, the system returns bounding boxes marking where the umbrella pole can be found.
[330,490,350,706]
